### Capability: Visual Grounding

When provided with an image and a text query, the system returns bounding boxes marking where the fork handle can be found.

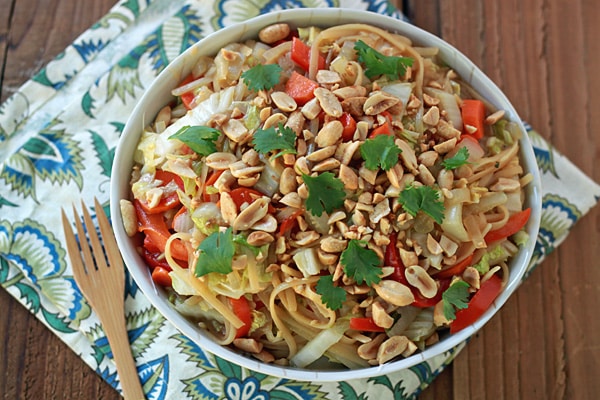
[100,311,146,400]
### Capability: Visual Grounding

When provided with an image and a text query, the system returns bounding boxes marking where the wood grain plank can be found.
[404,0,441,37]
[542,1,600,398]
[0,0,14,97]
[415,1,568,399]
[1,1,121,399]
[1,0,115,102]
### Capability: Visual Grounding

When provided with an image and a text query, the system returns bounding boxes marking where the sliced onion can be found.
[290,319,350,368]
[173,209,194,233]
[441,203,470,243]
[424,87,463,130]
[382,82,413,112]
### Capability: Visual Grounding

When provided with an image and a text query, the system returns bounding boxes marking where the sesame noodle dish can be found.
[121,22,534,369]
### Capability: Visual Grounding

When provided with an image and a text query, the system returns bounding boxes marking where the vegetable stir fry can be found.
[122,22,532,369]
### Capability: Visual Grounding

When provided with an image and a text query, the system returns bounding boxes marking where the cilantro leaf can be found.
[340,240,382,286]
[194,227,235,277]
[241,63,282,92]
[360,134,402,171]
[252,123,297,158]
[398,184,445,224]
[316,275,347,311]
[442,280,470,320]
[442,147,471,170]
[169,125,219,156]
[302,172,346,217]
[354,40,414,80]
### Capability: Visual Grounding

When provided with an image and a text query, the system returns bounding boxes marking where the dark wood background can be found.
[1,1,599,399]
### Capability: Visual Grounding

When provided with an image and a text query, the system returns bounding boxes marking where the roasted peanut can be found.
[374,280,415,306]
[377,336,410,364]
[258,23,291,44]
[119,199,137,237]
[314,87,343,117]
[405,265,438,298]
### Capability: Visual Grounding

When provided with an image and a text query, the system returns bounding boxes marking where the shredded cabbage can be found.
[290,318,350,368]
[441,203,470,243]
[293,248,324,277]
[473,245,509,274]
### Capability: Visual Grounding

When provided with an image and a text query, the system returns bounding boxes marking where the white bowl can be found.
[111,8,542,382]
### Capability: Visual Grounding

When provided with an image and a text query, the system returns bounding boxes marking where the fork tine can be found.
[94,197,124,273]
[80,200,108,270]
[61,208,89,288]
[62,200,144,400]
[71,203,97,275]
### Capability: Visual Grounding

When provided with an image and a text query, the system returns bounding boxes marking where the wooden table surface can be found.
[1,1,599,399]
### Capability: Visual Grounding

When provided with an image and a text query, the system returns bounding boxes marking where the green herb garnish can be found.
[241,63,282,91]
[442,280,470,320]
[442,147,471,170]
[340,240,382,286]
[316,275,347,311]
[252,123,297,159]
[360,134,402,171]
[302,172,346,217]
[194,227,235,277]
[354,40,414,80]
[169,125,219,156]
[398,184,445,224]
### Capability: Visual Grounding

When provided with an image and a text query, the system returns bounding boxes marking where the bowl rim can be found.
[110,7,542,382]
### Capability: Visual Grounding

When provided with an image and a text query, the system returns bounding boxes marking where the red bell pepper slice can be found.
[229,187,276,214]
[412,278,451,308]
[349,317,386,332]
[151,266,172,287]
[278,208,304,235]
[461,99,486,139]
[285,71,319,106]
[385,232,409,285]
[141,247,171,271]
[369,121,393,137]
[134,199,189,261]
[290,37,326,72]
[202,170,224,202]
[368,111,394,138]
[155,170,185,190]
[229,296,252,338]
[435,254,475,280]
[340,112,357,141]
[484,208,531,244]
[137,170,184,214]
[450,274,503,333]
[385,232,453,308]
[137,192,180,214]
[176,73,196,110]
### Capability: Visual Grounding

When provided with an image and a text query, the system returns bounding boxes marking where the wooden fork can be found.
[61,198,145,400]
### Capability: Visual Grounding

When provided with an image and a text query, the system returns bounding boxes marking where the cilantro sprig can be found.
[194,227,235,277]
[340,240,382,286]
[442,147,471,170]
[241,63,282,92]
[398,184,445,224]
[316,275,346,311]
[354,40,414,80]
[360,134,402,171]
[252,123,297,159]
[302,172,346,217]
[442,280,470,320]
[169,125,219,156]
[317,240,383,311]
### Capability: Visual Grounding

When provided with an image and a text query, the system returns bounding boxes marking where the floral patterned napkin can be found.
[1,1,599,399]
